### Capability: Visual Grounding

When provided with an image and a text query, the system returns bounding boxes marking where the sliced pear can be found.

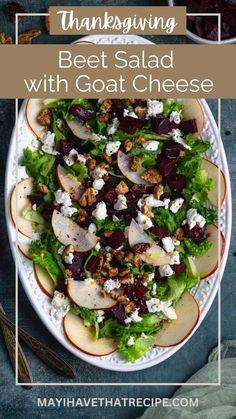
[18,241,30,259]
[34,263,55,298]
[117,151,150,185]
[196,224,225,279]
[154,291,199,347]
[10,177,35,238]
[67,119,94,140]
[178,99,205,135]
[57,164,83,201]
[52,210,98,253]
[64,311,117,356]
[25,99,46,138]
[128,219,170,266]
[67,280,116,310]
[201,159,226,207]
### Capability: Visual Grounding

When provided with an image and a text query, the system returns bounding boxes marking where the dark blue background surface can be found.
[0,1,235,418]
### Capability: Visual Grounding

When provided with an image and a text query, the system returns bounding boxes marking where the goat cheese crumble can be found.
[41,131,58,155]
[127,336,135,346]
[162,237,175,253]
[123,108,138,118]
[184,208,206,230]
[92,201,108,220]
[107,117,119,135]
[103,279,121,293]
[96,310,105,323]
[170,198,184,214]
[54,189,77,217]
[146,298,177,320]
[64,252,74,264]
[88,223,97,234]
[105,141,121,156]
[169,251,180,265]
[50,291,70,321]
[136,211,153,230]
[159,264,174,277]
[63,149,86,166]
[92,166,108,179]
[146,99,163,118]
[124,308,142,324]
[170,129,192,150]
[142,141,160,151]
[169,110,182,124]
[92,178,105,191]
[114,194,127,211]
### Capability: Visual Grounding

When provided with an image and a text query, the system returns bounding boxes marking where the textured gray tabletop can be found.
[0,1,236,418]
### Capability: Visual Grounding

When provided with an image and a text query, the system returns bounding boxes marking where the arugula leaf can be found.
[29,240,63,284]
[93,216,125,232]
[183,237,212,256]
[71,304,99,338]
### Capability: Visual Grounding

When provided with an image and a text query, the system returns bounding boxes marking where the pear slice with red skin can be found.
[64,311,117,356]
[128,219,171,266]
[52,210,99,253]
[10,177,35,238]
[25,99,47,138]
[18,242,30,259]
[178,99,205,135]
[34,263,55,298]
[117,151,151,185]
[67,280,117,310]
[154,291,200,347]
[196,224,225,280]
[67,119,94,140]
[201,159,226,207]
[57,164,83,201]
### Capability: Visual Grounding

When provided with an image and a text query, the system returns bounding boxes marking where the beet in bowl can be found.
[11,97,226,363]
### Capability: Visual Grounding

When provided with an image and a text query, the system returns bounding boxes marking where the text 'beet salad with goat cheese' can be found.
[12,97,226,362]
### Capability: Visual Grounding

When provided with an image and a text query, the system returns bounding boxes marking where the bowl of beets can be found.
[168,0,236,44]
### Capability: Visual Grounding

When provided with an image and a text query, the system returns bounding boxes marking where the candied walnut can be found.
[100,99,112,113]
[0,32,13,44]
[153,184,164,200]
[6,1,26,22]
[110,289,120,299]
[37,183,49,194]
[18,29,42,44]
[111,249,125,261]
[135,136,146,145]
[134,254,142,266]
[62,245,74,259]
[180,150,186,157]
[100,269,109,278]
[132,243,150,254]
[99,113,111,123]
[103,153,112,164]
[120,274,134,285]
[115,180,129,195]
[79,188,96,207]
[65,269,73,280]
[124,139,133,152]
[78,208,88,222]
[98,255,105,269]
[130,156,141,172]
[141,274,149,284]
[142,203,153,218]
[124,252,134,263]
[141,168,162,184]
[134,106,147,119]
[99,289,106,298]
[108,267,119,277]
[124,302,136,314]
[87,158,96,172]
[175,227,184,241]
[103,230,113,238]
[37,108,51,126]
[44,8,50,32]
[119,268,130,277]
[96,276,105,286]
[117,295,130,305]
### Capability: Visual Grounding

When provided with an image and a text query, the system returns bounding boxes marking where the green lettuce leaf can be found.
[22,148,56,190]
[93,216,125,232]
[29,240,63,284]
[153,206,186,235]
[22,206,47,232]
[184,134,211,153]
[183,237,212,256]
[71,304,99,338]
[118,334,155,362]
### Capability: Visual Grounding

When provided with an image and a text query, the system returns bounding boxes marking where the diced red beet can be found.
[124,282,148,314]
[103,189,117,204]
[172,262,186,273]
[111,99,126,116]
[149,226,169,238]
[105,230,125,249]
[157,157,176,178]
[163,140,183,159]
[41,203,57,223]
[184,224,206,244]
[69,104,94,121]
[167,174,186,194]
[151,117,170,135]
[86,255,101,274]
[55,282,67,294]
[180,119,198,134]
[119,116,143,134]
[132,99,147,108]
[109,305,126,324]
[68,252,84,279]
[27,193,44,207]
[56,140,74,156]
